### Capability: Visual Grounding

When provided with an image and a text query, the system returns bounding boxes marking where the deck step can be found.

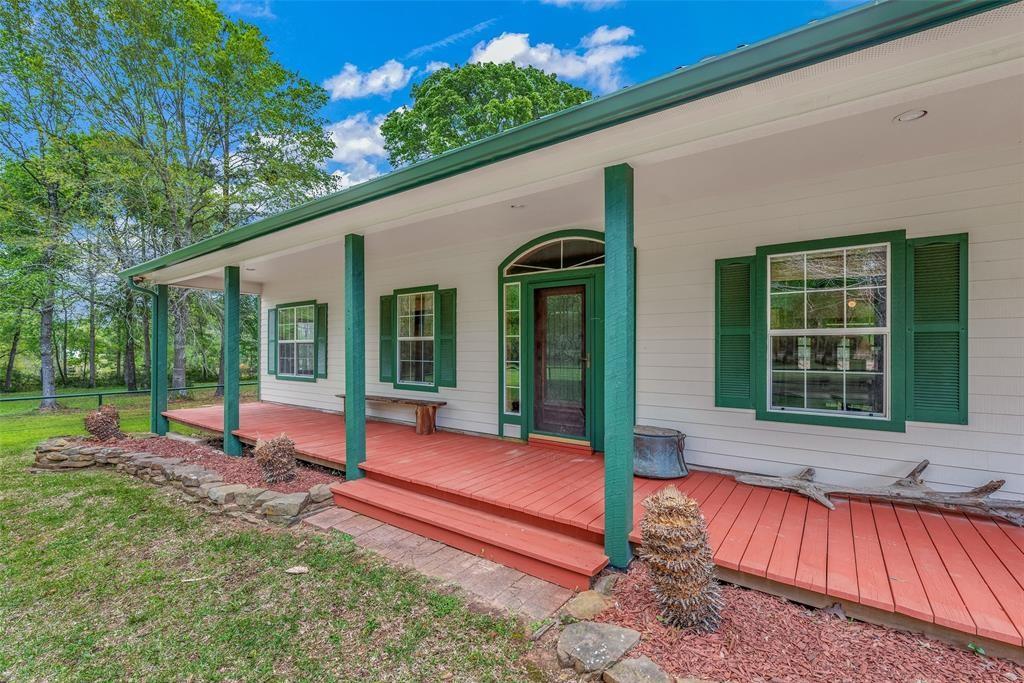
[330,479,608,590]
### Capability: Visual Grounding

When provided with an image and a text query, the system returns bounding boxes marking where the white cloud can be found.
[406,19,498,58]
[580,25,633,48]
[325,112,387,189]
[469,25,640,93]
[540,0,621,10]
[425,61,450,73]
[322,60,416,101]
[222,0,275,19]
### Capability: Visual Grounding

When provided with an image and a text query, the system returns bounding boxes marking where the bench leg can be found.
[415,405,437,435]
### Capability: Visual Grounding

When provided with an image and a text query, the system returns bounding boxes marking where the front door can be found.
[533,285,587,439]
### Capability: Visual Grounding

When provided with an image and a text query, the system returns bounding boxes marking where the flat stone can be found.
[207,484,249,505]
[61,460,94,469]
[44,453,69,462]
[264,514,298,526]
[78,446,103,455]
[557,622,640,674]
[261,492,309,518]
[68,453,95,462]
[603,656,671,683]
[234,487,267,509]
[308,483,333,503]
[181,469,222,487]
[565,590,614,620]
[253,490,283,508]
[594,574,620,596]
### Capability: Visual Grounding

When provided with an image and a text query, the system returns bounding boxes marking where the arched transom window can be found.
[503,237,604,277]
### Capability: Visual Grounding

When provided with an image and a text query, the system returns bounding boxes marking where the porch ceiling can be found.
[140,6,1023,287]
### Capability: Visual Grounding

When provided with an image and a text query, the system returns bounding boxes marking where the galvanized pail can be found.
[633,425,688,479]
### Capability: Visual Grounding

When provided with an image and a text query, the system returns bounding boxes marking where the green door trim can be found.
[498,229,607,450]
[520,271,604,450]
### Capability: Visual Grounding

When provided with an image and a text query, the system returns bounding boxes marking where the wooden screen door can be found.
[533,285,587,439]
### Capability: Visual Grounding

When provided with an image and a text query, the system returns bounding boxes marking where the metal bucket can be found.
[633,425,688,479]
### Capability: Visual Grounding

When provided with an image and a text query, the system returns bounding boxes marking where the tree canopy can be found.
[380,62,591,167]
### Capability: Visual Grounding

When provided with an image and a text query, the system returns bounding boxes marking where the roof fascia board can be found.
[120,0,1013,280]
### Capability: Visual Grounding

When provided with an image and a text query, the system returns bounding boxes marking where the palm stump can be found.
[254,434,297,483]
[640,485,723,633]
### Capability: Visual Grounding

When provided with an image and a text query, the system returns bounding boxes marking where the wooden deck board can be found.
[163,401,1020,645]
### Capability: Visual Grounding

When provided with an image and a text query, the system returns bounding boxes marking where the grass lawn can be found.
[0,405,536,681]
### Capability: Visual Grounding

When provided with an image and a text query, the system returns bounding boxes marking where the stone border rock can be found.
[32,437,334,527]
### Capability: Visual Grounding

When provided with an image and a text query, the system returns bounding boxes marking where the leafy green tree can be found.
[380,62,591,166]
[50,0,335,394]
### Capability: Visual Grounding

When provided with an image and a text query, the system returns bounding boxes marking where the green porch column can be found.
[344,233,366,478]
[154,285,169,435]
[603,163,635,567]
[223,266,242,455]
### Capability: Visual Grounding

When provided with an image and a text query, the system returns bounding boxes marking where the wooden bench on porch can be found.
[337,394,447,435]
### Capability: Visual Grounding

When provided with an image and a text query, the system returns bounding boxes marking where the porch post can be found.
[223,266,242,455]
[603,163,635,568]
[344,233,366,478]
[154,284,169,435]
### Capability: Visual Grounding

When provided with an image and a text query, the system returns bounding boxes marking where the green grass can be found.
[0,408,535,681]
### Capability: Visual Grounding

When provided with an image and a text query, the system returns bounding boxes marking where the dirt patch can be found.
[93,436,341,494]
[596,562,1022,682]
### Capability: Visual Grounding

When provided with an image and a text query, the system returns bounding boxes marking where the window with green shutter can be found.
[907,234,968,424]
[715,257,754,408]
[379,285,457,391]
[379,295,395,383]
[271,300,326,382]
[267,308,277,374]
[714,230,968,431]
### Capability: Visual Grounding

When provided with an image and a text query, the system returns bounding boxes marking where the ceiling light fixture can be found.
[509,203,526,209]
[893,109,927,123]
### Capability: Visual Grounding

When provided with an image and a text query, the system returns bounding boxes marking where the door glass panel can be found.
[533,286,586,438]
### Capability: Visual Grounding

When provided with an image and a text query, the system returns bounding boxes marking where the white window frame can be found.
[396,290,436,387]
[277,303,316,378]
[766,242,891,420]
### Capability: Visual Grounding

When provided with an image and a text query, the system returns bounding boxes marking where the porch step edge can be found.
[330,479,608,590]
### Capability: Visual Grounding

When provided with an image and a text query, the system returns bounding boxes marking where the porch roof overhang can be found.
[119,0,1020,286]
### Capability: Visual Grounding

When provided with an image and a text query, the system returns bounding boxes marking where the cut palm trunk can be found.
[736,460,1024,526]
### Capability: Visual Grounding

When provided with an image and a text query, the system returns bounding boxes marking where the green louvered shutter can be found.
[379,295,395,383]
[437,288,457,387]
[715,256,755,408]
[267,308,277,375]
[315,303,328,378]
[907,234,968,424]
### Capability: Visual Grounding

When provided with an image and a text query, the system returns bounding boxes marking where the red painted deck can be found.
[165,402,1024,647]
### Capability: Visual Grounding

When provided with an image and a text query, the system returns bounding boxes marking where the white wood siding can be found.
[258,145,1022,496]
[634,146,1023,496]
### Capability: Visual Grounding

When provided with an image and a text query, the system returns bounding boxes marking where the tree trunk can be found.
[53,318,68,384]
[124,293,137,391]
[88,255,97,388]
[142,301,151,384]
[4,318,21,392]
[62,307,69,382]
[172,290,188,397]
[39,300,57,409]
[215,341,225,398]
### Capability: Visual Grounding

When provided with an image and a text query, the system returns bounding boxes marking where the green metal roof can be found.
[121,0,1013,280]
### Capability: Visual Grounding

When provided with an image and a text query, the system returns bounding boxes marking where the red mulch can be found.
[596,563,1023,683]
[91,436,341,494]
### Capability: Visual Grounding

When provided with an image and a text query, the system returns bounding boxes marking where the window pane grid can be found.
[503,283,521,415]
[397,291,436,386]
[768,243,889,418]
[277,304,316,378]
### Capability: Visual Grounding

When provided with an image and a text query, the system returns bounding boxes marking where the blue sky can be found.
[220,0,863,186]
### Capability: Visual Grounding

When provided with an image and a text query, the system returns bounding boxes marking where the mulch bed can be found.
[596,562,1023,683]
[92,435,341,494]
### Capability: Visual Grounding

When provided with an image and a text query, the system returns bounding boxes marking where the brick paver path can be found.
[303,507,573,620]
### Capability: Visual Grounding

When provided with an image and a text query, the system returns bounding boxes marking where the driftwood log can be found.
[736,460,1024,527]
